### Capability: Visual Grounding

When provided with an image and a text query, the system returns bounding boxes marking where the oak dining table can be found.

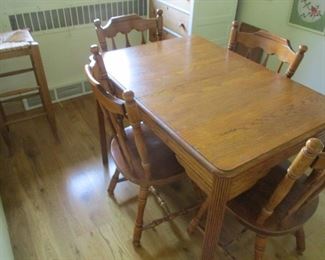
[101,36,325,259]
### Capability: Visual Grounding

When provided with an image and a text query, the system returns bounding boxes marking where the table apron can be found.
[141,108,325,199]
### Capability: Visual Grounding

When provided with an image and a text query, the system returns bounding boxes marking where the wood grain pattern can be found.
[227,138,325,259]
[85,48,200,246]
[0,96,212,259]
[1,96,325,260]
[102,36,325,260]
[103,36,325,175]
[189,139,325,259]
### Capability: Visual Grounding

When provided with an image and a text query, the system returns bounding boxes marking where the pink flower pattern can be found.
[299,0,322,20]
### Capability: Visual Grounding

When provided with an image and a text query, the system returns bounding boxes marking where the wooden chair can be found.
[0,29,57,153]
[94,9,163,52]
[85,45,198,246]
[188,138,325,259]
[228,21,308,78]
[233,22,264,64]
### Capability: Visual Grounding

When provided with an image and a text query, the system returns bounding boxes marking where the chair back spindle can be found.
[94,9,163,52]
[85,45,153,181]
[256,138,324,226]
[228,21,308,78]
[89,44,116,94]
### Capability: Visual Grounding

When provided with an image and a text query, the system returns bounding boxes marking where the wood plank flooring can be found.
[0,95,324,260]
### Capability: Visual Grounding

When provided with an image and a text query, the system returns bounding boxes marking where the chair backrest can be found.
[256,138,325,225]
[228,21,308,78]
[94,9,163,51]
[233,22,263,64]
[85,45,152,180]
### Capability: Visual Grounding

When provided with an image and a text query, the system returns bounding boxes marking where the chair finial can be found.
[90,44,100,56]
[123,90,135,102]
[298,45,308,54]
[156,9,163,17]
[232,20,240,29]
[94,19,101,28]
[305,138,324,157]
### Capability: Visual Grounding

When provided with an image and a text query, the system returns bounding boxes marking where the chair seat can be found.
[111,124,184,185]
[228,162,319,236]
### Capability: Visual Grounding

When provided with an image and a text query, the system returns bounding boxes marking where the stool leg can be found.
[0,103,9,132]
[30,42,58,141]
[0,110,11,154]
[97,101,108,166]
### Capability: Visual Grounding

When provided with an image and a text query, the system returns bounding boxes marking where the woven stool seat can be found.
[0,30,34,53]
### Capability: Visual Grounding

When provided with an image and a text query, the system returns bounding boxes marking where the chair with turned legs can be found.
[85,45,198,246]
[188,138,325,259]
[92,9,164,164]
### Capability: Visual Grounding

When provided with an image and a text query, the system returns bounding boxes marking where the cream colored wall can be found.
[2,1,323,94]
[191,0,238,46]
[237,0,325,94]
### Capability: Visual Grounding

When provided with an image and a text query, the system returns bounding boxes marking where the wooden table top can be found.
[103,36,325,175]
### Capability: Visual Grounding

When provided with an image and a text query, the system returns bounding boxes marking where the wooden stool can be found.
[0,29,58,153]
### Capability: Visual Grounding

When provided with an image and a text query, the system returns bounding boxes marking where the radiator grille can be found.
[9,0,147,32]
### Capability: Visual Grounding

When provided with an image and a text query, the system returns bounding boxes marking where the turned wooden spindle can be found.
[85,48,204,247]
[94,19,108,52]
[227,20,307,78]
[228,20,239,51]
[90,44,115,94]
[285,45,308,78]
[123,91,151,181]
[94,10,164,51]
[256,138,324,225]
[156,9,163,41]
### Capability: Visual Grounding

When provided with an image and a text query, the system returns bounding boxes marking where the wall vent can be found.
[56,83,83,100]
[25,90,56,108]
[23,81,92,110]
[84,81,92,92]
[9,0,147,32]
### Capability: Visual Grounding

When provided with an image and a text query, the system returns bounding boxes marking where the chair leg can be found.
[149,186,171,214]
[107,168,119,197]
[133,185,150,247]
[255,234,267,260]
[187,198,209,235]
[295,227,305,255]
[96,102,108,165]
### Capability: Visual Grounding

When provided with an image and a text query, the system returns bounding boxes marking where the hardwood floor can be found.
[0,95,324,260]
